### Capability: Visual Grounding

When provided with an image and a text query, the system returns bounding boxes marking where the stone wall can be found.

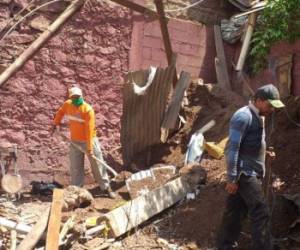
[0,0,132,184]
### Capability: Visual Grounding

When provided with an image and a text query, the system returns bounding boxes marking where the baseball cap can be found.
[68,86,82,97]
[254,84,285,108]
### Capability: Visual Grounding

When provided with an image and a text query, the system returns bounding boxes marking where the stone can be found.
[5,130,26,145]
[99,46,117,55]
[0,0,11,3]
[30,16,51,31]
[6,33,34,44]
[107,25,117,35]
[38,0,68,13]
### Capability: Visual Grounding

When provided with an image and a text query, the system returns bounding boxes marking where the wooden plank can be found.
[161,71,191,129]
[17,207,50,250]
[214,25,231,90]
[109,0,158,18]
[103,177,190,238]
[46,189,64,250]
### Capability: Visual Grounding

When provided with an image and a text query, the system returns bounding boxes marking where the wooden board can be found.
[17,207,50,250]
[214,25,231,90]
[161,71,191,129]
[46,189,64,250]
[103,177,190,238]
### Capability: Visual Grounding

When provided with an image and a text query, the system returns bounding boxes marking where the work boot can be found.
[104,187,116,199]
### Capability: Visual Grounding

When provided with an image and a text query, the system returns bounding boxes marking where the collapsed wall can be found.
[0,0,132,184]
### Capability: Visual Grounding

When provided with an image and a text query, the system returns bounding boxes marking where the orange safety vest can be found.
[53,100,97,152]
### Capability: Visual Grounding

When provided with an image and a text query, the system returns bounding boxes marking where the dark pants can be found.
[216,175,272,250]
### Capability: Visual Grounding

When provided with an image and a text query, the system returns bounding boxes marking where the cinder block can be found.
[142,36,163,49]
[151,48,168,63]
[142,47,152,59]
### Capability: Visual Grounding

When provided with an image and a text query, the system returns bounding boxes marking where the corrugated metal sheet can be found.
[121,65,175,166]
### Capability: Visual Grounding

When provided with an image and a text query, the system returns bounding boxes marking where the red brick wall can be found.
[130,15,217,83]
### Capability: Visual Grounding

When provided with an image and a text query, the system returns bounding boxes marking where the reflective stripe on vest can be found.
[66,115,84,123]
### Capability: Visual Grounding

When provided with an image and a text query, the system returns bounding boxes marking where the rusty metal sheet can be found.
[121,65,175,166]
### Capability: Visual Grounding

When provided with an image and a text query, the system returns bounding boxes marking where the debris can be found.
[0,217,32,234]
[204,142,224,159]
[180,164,207,188]
[221,16,247,44]
[185,133,205,164]
[17,206,50,250]
[186,192,196,200]
[59,214,76,245]
[126,165,176,199]
[185,120,216,164]
[63,186,94,211]
[85,224,106,238]
[100,177,190,238]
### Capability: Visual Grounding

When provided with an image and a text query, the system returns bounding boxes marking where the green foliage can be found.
[249,0,300,73]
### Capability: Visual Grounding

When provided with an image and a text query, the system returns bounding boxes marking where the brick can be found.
[177,55,203,68]
[142,59,163,69]
[144,21,161,38]
[179,43,202,56]
[169,29,201,45]
[151,48,168,63]
[142,47,152,60]
[169,19,204,35]
[142,36,163,49]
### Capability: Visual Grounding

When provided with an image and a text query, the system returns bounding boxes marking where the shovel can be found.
[1,146,23,194]
[57,132,118,179]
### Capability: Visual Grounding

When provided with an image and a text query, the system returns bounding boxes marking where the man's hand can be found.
[225,182,238,194]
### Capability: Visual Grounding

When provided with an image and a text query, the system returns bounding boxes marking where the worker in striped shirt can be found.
[217,84,285,250]
[52,86,116,198]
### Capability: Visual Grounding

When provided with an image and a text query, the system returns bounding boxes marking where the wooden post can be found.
[154,0,177,86]
[46,189,64,250]
[0,0,84,87]
[235,12,258,71]
[17,207,50,250]
[214,25,231,90]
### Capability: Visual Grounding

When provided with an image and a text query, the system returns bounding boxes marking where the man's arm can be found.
[226,111,251,185]
[52,103,67,134]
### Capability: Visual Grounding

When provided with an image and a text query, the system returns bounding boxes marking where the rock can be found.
[0,0,12,4]
[5,130,26,145]
[38,0,68,13]
[6,33,35,44]
[63,186,94,211]
[107,25,117,35]
[30,16,51,31]
[180,163,207,188]
[99,46,117,55]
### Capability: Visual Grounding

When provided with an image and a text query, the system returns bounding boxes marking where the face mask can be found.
[72,97,84,106]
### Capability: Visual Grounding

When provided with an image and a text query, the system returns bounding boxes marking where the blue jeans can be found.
[216,175,272,250]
